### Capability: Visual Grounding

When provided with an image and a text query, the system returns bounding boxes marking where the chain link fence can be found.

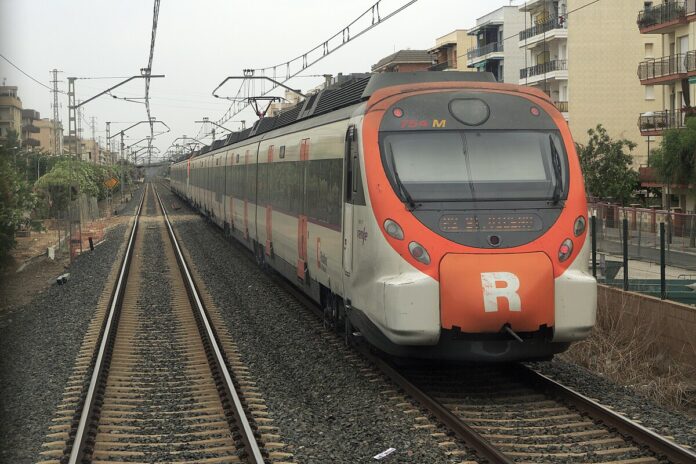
[589,203,696,305]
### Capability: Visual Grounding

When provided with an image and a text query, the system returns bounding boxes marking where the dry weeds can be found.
[560,294,696,413]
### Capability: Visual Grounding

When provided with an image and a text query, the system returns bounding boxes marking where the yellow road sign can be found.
[104,177,119,189]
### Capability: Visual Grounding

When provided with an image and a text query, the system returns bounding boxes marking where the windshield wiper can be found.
[550,135,563,205]
[388,145,417,210]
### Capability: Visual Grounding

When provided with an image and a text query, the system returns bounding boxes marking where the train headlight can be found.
[409,241,430,265]
[384,219,404,240]
[558,238,573,262]
[574,216,586,237]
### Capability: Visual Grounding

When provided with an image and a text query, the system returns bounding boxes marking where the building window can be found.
[645,85,655,101]
[644,43,653,58]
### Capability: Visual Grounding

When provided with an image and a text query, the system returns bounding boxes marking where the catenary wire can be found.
[0,52,66,93]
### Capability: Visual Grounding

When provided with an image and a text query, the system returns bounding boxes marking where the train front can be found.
[355,78,596,362]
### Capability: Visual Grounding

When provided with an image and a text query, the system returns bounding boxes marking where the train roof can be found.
[187,71,496,159]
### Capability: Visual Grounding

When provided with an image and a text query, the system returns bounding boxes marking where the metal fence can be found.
[520,59,567,79]
[589,203,696,305]
[467,41,503,60]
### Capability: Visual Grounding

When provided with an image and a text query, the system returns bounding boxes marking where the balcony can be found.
[520,59,567,79]
[638,110,686,135]
[637,1,695,33]
[467,42,503,61]
[637,53,693,84]
[429,61,452,71]
[554,101,569,113]
[519,18,567,45]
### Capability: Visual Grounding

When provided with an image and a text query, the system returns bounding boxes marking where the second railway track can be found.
[64,183,266,463]
[372,359,696,464]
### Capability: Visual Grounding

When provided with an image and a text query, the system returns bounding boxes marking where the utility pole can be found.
[90,116,96,164]
[67,77,77,157]
[64,73,165,259]
[50,69,62,156]
[66,77,80,260]
[147,136,153,167]
[120,132,125,203]
[77,104,84,161]
[106,122,112,215]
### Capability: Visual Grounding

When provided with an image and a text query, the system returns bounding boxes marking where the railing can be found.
[637,1,688,30]
[638,109,687,133]
[637,53,688,81]
[589,202,696,272]
[554,101,569,112]
[519,18,566,41]
[685,49,696,71]
[467,42,503,60]
[519,59,567,79]
[429,61,451,71]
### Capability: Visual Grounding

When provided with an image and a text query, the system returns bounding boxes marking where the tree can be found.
[651,117,696,247]
[0,132,37,264]
[652,118,696,189]
[576,124,639,205]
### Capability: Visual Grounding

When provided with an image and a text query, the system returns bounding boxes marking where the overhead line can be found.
[144,0,161,165]
[214,0,420,128]
[0,52,66,93]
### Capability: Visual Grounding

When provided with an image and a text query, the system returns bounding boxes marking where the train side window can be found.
[345,125,356,202]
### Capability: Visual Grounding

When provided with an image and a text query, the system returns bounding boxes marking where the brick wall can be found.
[598,285,696,368]
[395,63,431,72]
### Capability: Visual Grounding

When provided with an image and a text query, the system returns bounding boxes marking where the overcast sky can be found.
[0,0,522,161]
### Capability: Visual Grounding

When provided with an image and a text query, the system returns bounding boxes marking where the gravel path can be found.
[159,186,463,464]
[529,359,696,450]
[0,187,142,464]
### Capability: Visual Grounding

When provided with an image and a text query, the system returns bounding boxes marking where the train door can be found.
[342,125,357,276]
[223,152,229,226]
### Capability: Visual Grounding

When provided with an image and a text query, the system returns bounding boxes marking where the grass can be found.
[560,292,696,413]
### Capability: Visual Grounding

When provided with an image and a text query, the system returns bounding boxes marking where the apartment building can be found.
[428,30,477,71]
[21,109,63,155]
[636,0,696,211]
[518,0,569,118]
[466,6,527,83]
[567,0,662,168]
[637,1,696,135]
[0,86,22,142]
[64,135,102,164]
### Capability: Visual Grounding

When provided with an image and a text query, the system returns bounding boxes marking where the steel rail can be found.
[68,186,146,464]
[164,182,696,464]
[242,253,514,464]
[154,186,265,464]
[357,346,515,464]
[521,366,696,464]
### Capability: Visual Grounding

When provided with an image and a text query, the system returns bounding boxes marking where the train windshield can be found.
[381,130,568,203]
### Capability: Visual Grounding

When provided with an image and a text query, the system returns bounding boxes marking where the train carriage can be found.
[170,72,597,362]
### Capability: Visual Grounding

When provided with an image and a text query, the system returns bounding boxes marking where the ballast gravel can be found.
[0,189,141,464]
[158,186,465,464]
[530,359,696,450]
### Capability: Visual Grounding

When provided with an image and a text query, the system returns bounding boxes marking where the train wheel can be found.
[322,291,336,331]
[343,304,354,347]
[254,242,266,269]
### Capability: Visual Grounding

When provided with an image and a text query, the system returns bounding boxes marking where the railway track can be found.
[156,182,696,464]
[234,225,696,463]
[367,356,696,464]
[62,183,265,463]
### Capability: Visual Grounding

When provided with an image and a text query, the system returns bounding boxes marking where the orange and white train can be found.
[170,72,596,362]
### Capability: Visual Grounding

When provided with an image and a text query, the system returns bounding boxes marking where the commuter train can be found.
[170,72,596,362]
